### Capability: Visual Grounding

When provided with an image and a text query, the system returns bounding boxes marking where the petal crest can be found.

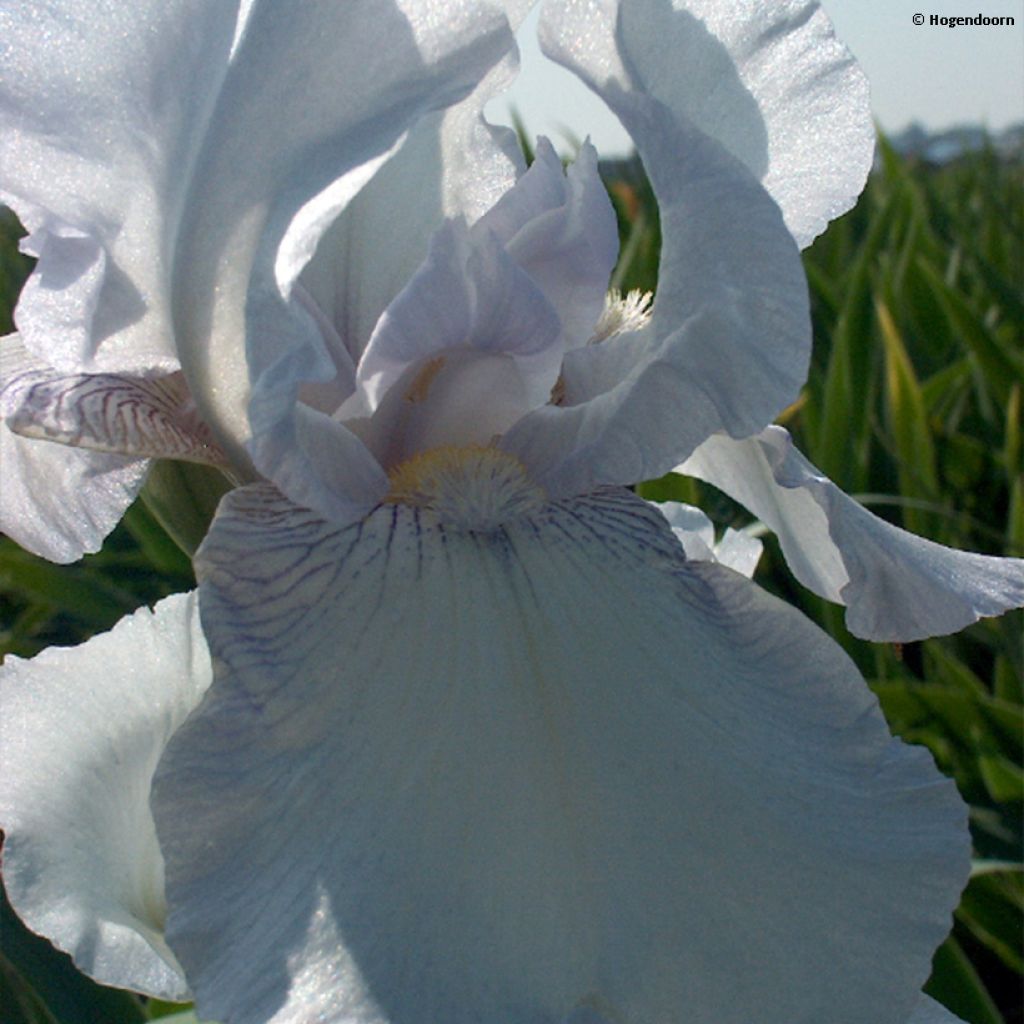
[298,50,527,373]
[154,485,968,1024]
[477,138,619,350]
[680,426,1024,641]
[0,592,211,999]
[353,220,561,417]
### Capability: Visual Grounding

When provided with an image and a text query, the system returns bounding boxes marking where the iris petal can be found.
[0,1,241,374]
[612,0,874,247]
[499,0,811,497]
[154,485,968,1024]
[172,0,515,464]
[908,995,968,1023]
[680,426,1024,641]
[0,592,210,999]
[0,334,149,562]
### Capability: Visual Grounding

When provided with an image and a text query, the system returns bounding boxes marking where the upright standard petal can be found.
[352,221,561,419]
[612,0,873,246]
[255,138,617,524]
[0,0,242,373]
[0,592,211,1000]
[154,483,968,1024]
[298,49,526,375]
[680,426,1024,641]
[499,0,811,498]
[171,0,515,465]
[476,138,619,351]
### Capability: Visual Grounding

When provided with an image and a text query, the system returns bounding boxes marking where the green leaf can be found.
[146,1009,218,1024]
[140,461,233,557]
[122,501,195,579]
[877,297,940,533]
[923,644,988,696]
[635,472,701,506]
[926,934,1005,1024]
[957,868,1024,973]
[914,256,1023,408]
[813,188,896,489]
[0,542,134,629]
[978,749,1024,805]
[0,953,61,1024]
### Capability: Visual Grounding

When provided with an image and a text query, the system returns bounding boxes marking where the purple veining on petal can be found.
[2,357,227,466]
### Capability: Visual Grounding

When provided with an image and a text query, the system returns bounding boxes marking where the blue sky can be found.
[486,1,1024,155]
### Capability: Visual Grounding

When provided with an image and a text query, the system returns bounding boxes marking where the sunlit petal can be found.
[655,501,763,578]
[355,221,561,412]
[712,526,763,578]
[501,0,810,496]
[0,334,147,562]
[299,51,526,372]
[657,499,716,557]
[680,426,1024,640]
[0,414,145,563]
[612,0,873,246]
[172,0,515,465]
[0,592,211,999]
[0,1,241,373]
[2,335,225,465]
[154,486,967,1024]
[478,138,619,349]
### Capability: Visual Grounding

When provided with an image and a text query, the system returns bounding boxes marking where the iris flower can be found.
[1,1,1021,1022]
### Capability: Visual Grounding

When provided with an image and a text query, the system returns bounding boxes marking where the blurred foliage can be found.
[1,139,1022,1021]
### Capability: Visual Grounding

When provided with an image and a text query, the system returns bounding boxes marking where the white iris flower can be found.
[1,2,1021,1022]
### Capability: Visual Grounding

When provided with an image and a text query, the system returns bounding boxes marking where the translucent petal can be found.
[680,427,1024,641]
[0,1,241,373]
[714,527,763,578]
[353,349,536,471]
[299,50,526,371]
[613,0,874,246]
[153,486,967,1024]
[354,221,561,414]
[0,415,146,563]
[2,335,225,465]
[500,0,810,496]
[1,334,147,562]
[171,0,515,465]
[653,500,716,558]
[654,501,763,579]
[0,592,211,999]
[477,138,619,350]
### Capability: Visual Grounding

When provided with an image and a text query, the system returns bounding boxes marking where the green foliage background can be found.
[1,138,1021,1022]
